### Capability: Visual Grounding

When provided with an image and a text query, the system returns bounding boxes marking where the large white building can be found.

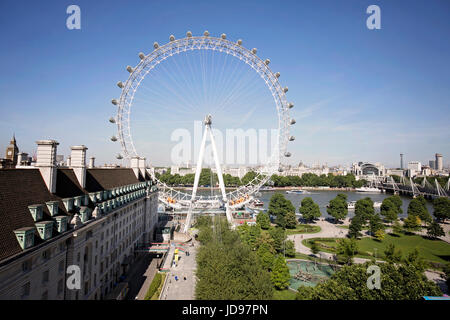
[407,161,422,177]
[0,139,159,300]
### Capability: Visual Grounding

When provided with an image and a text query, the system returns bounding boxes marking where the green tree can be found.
[374,229,385,241]
[267,193,295,228]
[407,197,431,224]
[348,215,363,239]
[257,243,276,270]
[310,240,320,255]
[195,217,274,300]
[247,225,262,250]
[403,214,421,232]
[327,195,348,223]
[256,212,271,230]
[355,197,374,223]
[295,286,316,300]
[433,197,450,222]
[270,255,290,290]
[427,221,445,239]
[284,240,296,257]
[268,227,286,253]
[389,195,403,214]
[369,213,384,236]
[383,243,403,263]
[296,262,441,300]
[336,238,358,265]
[392,220,403,235]
[299,197,321,222]
[285,211,298,229]
[380,198,398,224]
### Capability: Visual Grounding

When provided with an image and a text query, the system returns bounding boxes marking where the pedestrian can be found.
[184,276,186,281]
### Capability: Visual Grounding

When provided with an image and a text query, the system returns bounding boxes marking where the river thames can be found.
[196,189,435,219]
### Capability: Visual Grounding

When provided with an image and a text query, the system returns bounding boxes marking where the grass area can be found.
[286,224,321,235]
[144,272,166,300]
[337,225,349,229]
[273,288,297,300]
[151,273,167,300]
[302,234,450,265]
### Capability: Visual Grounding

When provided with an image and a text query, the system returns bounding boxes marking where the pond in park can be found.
[286,259,337,290]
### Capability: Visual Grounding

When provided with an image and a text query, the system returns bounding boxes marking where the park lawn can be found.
[303,234,450,265]
[286,224,321,235]
[273,288,297,300]
[358,234,450,265]
[337,225,349,229]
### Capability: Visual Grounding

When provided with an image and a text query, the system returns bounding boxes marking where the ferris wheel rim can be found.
[113,33,293,203]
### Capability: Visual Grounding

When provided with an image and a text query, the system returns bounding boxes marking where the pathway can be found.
[160,241,198,300]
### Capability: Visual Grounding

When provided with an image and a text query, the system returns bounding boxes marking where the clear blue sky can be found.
[0,0,449,168]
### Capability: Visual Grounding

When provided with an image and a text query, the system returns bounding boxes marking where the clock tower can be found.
[5,134,19,166]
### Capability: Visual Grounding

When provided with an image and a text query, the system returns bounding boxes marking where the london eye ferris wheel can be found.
[109,30,296,218]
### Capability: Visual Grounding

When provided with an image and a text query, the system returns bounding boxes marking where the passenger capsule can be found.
[275,72,280,78]
[111,99,118,105]
[204,30,210,36]
[117,81,124,88]
[290,118,296,125]
[126,66,133,73]
[221,33,226,39]
[186,31,192,37]
[288,103,294,109]
[251,48,257,54]
[111,136,117,142]
[278,167,284,172]
[289,136,295,141]
[153,42,159,49]
[284,152,291,157]
[109,117,116,123]
[169,35,175,41]
[237,39,243,45]
[138,52,145,60]
[283,87,288,93]
[264,59,270,65]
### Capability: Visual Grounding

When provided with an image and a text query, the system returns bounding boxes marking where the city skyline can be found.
[0,0,449,168]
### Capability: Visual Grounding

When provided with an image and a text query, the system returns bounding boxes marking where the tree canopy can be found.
[326,194,348,223]
[296,261,441,300]
[299,197,321,222]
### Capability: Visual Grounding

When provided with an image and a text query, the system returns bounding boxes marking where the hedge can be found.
[144,272,162,300]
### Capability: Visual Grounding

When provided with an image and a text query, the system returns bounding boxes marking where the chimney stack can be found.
[400,153,404,170]
[89,157,95,168]
[131,156,140,178]
[35,140,59,193]
[138,157,146,178]
[70,145,88,188]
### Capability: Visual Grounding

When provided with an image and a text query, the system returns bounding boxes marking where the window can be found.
[41,291,48,300]
[57,279,63,294]
[94,255,97,265]
[21,282,30,297]
[42,249,50,261]
[59,260,64,273]
[42,270,49,283]
[22,259,32,272]
[77,252,80,262]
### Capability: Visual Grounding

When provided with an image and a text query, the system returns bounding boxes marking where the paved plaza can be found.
[160,241,198,300]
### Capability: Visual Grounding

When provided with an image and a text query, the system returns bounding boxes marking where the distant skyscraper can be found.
[429,160,436,170]
[435,153,443,171]
[400,153,404,169]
